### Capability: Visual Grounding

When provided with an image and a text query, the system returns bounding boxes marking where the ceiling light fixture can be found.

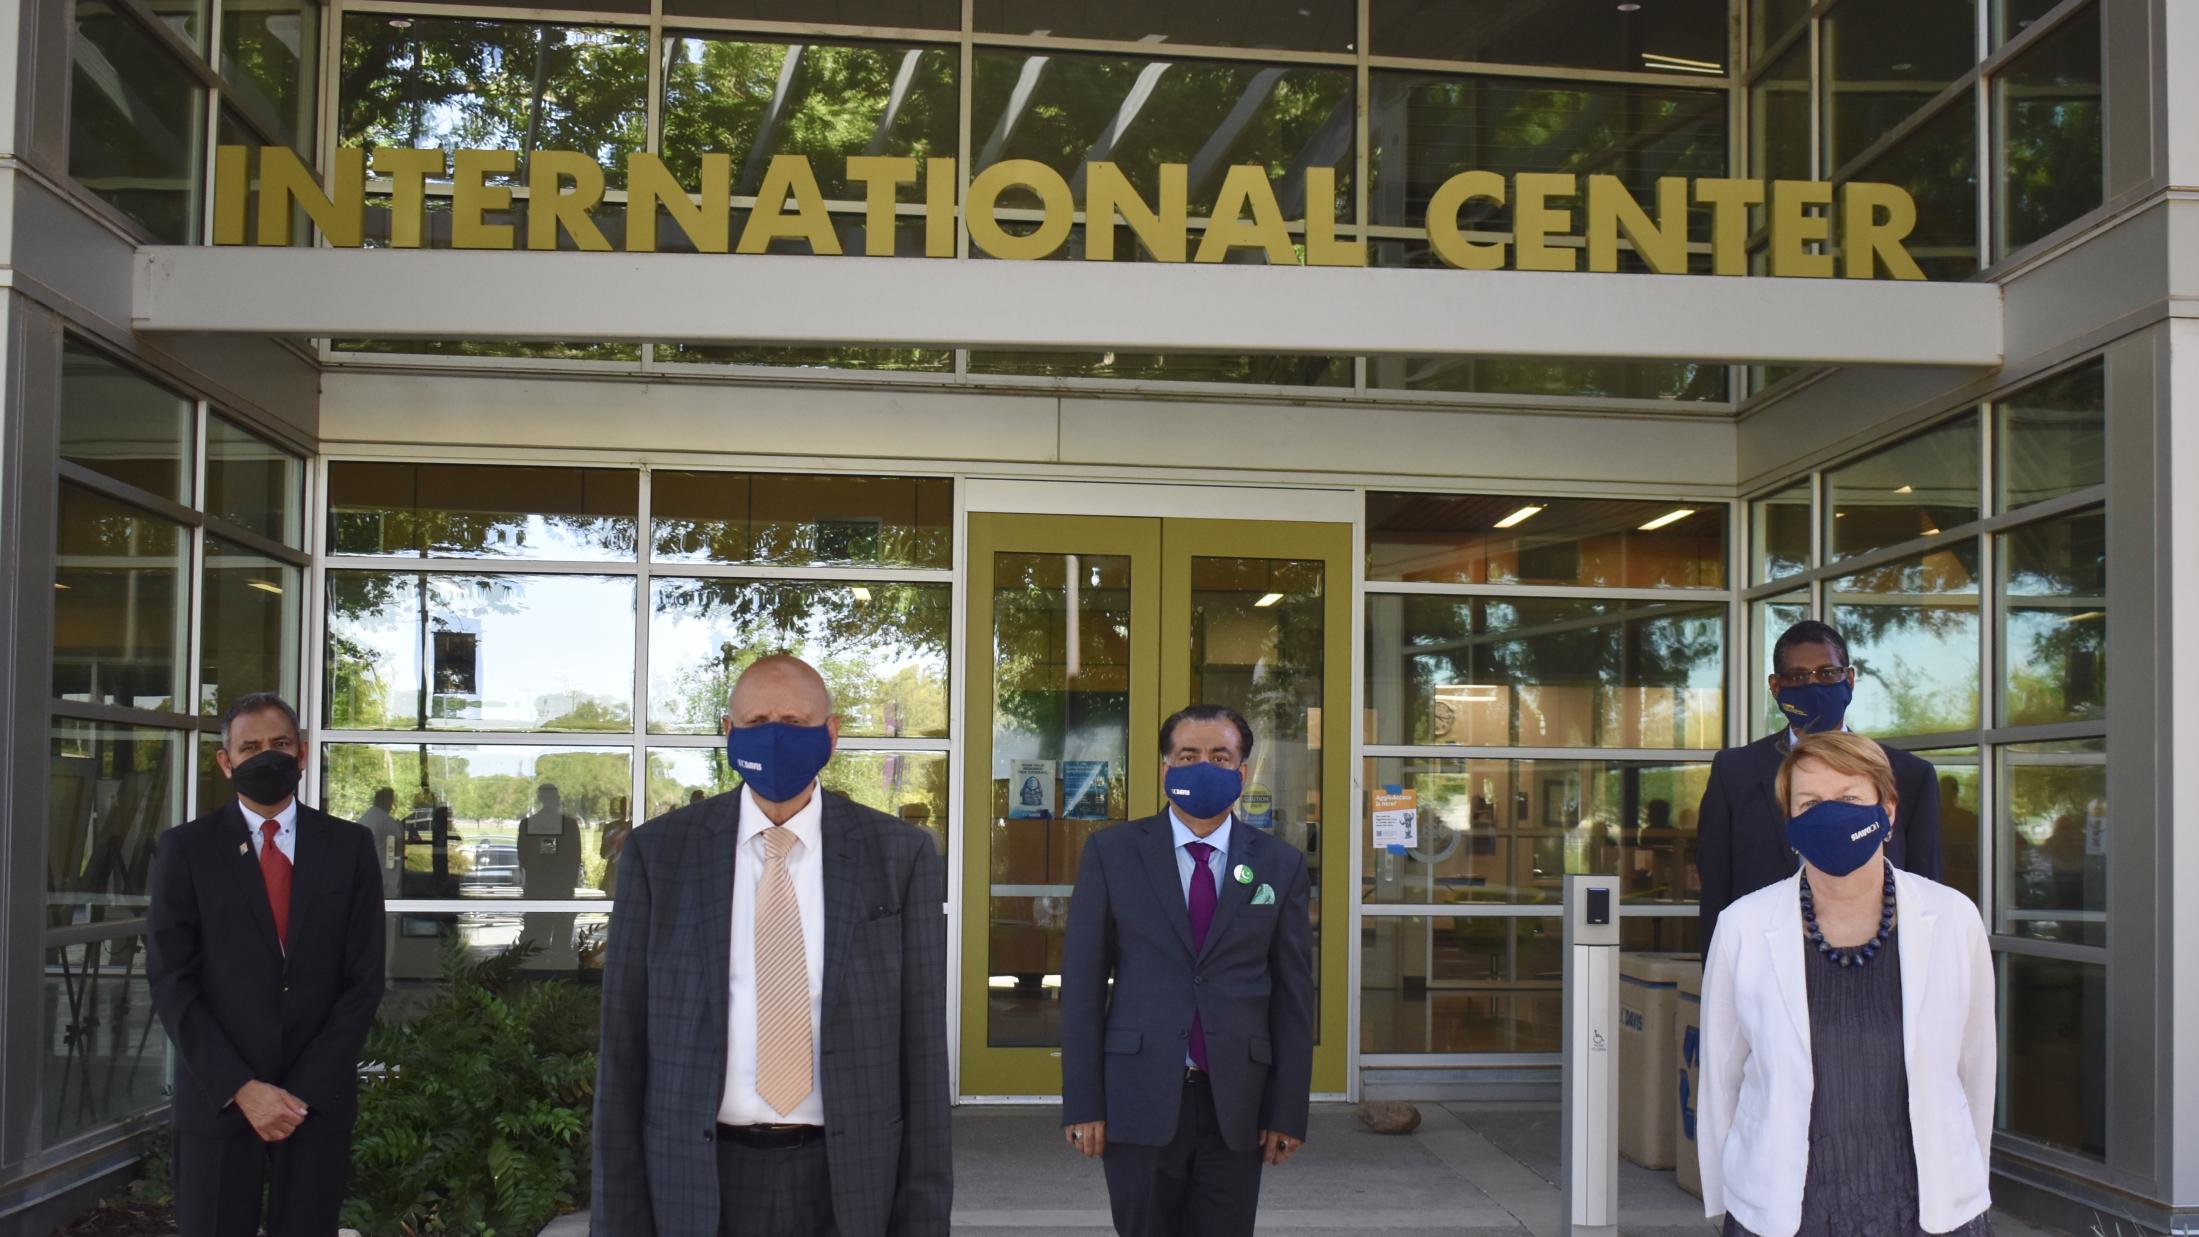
[246,580,285,595]
[388,17,412,28]
[1642,52,1725,74]
[1637,508,1697,531]
[1616,3,1642,10]
[1494,504,1546,529]
[2061,610,2105,624]
[1255,592,1285,608]
[1894,484,1914,494]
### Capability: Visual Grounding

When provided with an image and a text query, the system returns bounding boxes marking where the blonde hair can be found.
[1777,731,1900,817]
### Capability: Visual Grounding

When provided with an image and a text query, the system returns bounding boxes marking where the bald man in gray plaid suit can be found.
[593,656,951,1237]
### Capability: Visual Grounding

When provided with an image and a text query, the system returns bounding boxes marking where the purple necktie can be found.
[1185,841,1218,1071]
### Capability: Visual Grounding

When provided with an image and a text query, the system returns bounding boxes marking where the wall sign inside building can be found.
[215,146,1925,280]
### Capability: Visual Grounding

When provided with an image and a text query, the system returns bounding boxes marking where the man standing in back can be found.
[593,654,951,1237]
[1060,705,1316,1237]
[147,693,386,1237]
[1695,619,1943,948]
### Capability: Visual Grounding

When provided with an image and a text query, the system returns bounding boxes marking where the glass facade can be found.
[1744,356,2110,1159]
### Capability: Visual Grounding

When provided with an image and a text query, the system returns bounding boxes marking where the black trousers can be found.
[716,1136,839,1237]
[1101,1077,1265,1237]
[172,1118,352,1237]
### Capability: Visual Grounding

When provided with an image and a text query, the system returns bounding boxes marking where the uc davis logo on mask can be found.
[1679,1024,1701,1140]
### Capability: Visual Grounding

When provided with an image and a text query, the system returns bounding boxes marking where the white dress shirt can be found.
[1167,809,1232,1066]
[242,797,298,863]
[718,784,827,1127]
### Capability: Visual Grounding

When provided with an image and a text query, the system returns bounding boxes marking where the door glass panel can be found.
[987,552,1132,1048]
[1188,557,1325,1025]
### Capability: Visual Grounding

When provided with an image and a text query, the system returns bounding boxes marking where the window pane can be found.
[1749,592,1809,736]
[70,3,206,243]
[649,471,952,569]
[1751,0,1810,61]
[1996,952,2105,1157]
[222,0,318,156]
[662,342,956,373]
[648,580,949,737]
[1824,0,1976,173]
[1827,412,1980,561]
[1751,40,1811,183]
[648,747,948,859]
[2002,508,2105,727]
[2000,736,2105,947]
[969,349,1354,388]
[321,742,631,904]
[981,0,1353,52]
[1832,541,1981,736]
[660,38,957,194]
[666,0,954,27]
[60,340,194,505]
[972,51,1353,220]
[1751,478,1811,583]
[1995,4,2102,254]
[39,940,168,1151]
[54,485,188,712]
[1847,95,1979,279]
[382,911,614,994]
[49,722,186,923]
[1363,757,1706,906]
[1993,0,2062,46]
[1905,747,1982,905]
[1370,74,1726,234]
[1364,348,1728,403]
[1997,361,2104,509]
[1360,916,1561,1053]
[201,540,301,717]
[206,416,304,546]
[1365,595,1726,749]
[338,17,649,189]
[325,572,636,731]
[332,338,643,360]
[1367,493,1727,588]
[1372,0,1726,73]
[328,463,639,560]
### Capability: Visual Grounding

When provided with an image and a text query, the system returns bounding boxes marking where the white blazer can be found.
[1698,867,1997,1237]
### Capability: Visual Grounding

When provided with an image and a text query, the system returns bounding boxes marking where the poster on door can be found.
[1372,787,1418,850]
[1008,759,1058,819]
[1062,761,1111,820]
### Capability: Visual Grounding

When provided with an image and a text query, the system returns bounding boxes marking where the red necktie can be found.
[260,819,292,949]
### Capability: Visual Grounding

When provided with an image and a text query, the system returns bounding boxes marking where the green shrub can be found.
[344,942,598,1237]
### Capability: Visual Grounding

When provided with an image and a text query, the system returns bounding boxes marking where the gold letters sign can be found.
[214,146,1926,280]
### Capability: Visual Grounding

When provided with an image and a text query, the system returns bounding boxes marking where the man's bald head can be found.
[724,654,835,731]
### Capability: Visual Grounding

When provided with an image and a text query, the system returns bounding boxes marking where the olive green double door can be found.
[959,513,1351,1098]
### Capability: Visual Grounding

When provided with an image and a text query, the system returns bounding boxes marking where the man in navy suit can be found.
[147,693,386,1237]
[1695,620,1942,949]
[1060,705,1315,1237]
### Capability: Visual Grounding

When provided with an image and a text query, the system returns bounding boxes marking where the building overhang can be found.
[132,247,2005,368]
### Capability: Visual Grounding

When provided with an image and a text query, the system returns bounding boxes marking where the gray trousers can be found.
[716,1136,839,1237]
[1101,1077,1264,1237]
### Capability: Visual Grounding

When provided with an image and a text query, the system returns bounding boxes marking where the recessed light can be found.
[1255,592,1285,608]
[1495,504,1545,529]
[1637,508,1697,531]
[1894,484,1913,494]
[1891,61,1914,71]
[388,17,412,28]
[1617,3,1642,10]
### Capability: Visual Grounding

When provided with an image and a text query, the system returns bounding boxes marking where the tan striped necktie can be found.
[754,825,812,1116]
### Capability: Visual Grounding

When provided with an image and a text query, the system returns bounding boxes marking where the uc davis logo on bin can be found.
[1679,1024,1701,1140]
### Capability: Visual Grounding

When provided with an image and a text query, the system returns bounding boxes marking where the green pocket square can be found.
[1251,883,1277,906]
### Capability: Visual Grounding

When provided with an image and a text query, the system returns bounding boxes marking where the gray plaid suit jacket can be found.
[592,789,951,1237]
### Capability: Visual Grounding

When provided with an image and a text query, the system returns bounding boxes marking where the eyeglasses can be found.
[1771,666,1851,688]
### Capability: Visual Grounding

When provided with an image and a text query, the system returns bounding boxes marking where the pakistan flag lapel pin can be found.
[1232,863,1255,885]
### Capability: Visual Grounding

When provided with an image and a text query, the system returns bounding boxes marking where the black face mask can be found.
[230,749,302,806]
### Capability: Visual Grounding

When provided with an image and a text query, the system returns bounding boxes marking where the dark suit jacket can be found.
[1059,814,1315,1152]
[592,790,950,1237]
[146,802,386,1137]
[1696,731,1942,948]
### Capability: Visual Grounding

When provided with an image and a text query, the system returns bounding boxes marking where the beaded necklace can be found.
[1798,863,1896,967]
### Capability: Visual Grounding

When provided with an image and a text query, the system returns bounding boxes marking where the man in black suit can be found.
[1060,705,1316,1237]
[592,654,950,1237]
[1696,620,1942,948]
[147,693,386,1237]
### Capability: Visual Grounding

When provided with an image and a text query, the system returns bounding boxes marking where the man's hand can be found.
[1063,1120,1107,1159]
[233,1081,309,1142]
[1259,1130,1303,1166]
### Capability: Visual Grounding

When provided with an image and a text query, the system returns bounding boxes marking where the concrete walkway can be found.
[947,1102,2071,1236]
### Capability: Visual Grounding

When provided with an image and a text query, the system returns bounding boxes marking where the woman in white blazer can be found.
[1698,730,1996,1237]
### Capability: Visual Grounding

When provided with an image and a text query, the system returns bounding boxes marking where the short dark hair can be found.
[1158,705,1255,761]
[220,693,300,747]
[1772,620,1850,673]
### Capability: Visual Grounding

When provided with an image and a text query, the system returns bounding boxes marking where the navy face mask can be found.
[1165,761,1244,820]
[726,722,832,804]
[1786,799,1889,877]
[1776,678,1854,734]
